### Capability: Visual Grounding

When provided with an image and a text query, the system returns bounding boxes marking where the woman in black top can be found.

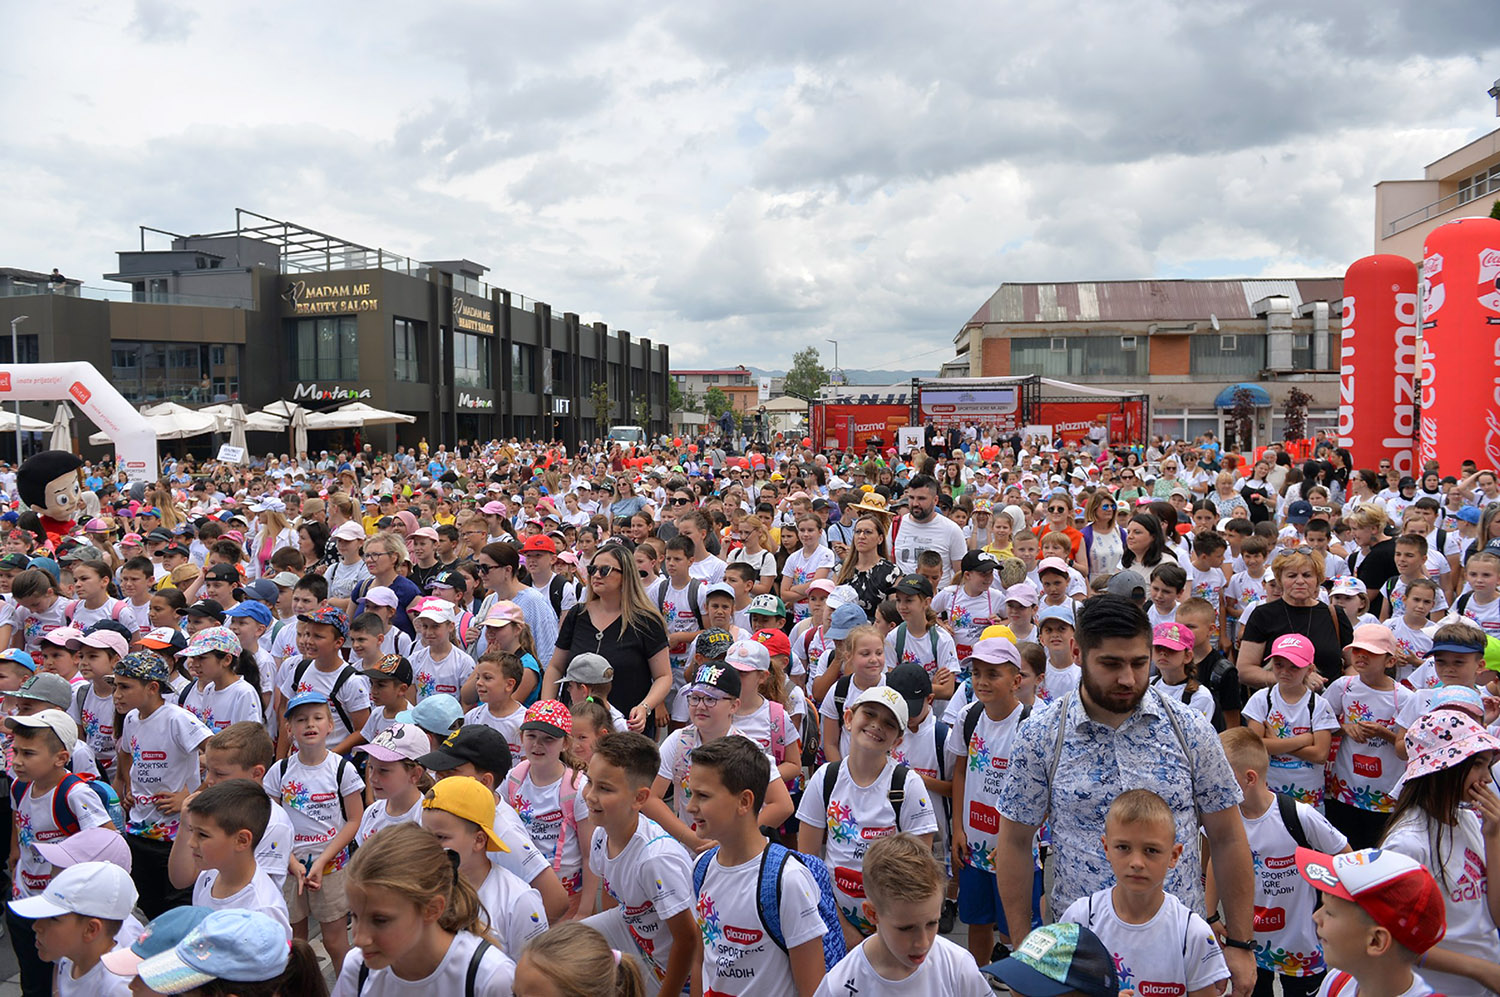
[835,513,897,619]
[1237,549,1353,688]
[1346,503,1399,616]
[541,542,671,736]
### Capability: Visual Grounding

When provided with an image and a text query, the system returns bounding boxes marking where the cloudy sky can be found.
[4,1,1497,371]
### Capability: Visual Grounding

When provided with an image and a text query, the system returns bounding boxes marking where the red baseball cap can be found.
[1296,847,1446,954]
[520,535,557,555]
[752,627,791,658]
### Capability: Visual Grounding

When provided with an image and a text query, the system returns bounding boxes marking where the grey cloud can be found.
[129,0,198,42]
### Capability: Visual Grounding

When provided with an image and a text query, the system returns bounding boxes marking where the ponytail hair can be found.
[190,939,328,997]
[346,822,494,942]
[521,922,646,997]
[235,648,262,693]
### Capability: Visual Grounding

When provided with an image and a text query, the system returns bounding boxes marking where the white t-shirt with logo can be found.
[1458,591,1500,635]
[278,661,371,746]
[11,778,111,898]
[883,624,959,681]
[1315,971,1436,997]
[1150,678,1215,722]
[262,751,364,873]
[1242,686,1339,806]
[658,726,772,829]
[1241,798,1347,975]
[585,816,695,987]
[179,677,263,732]
[463,702,526,760]
[734,697,799,764]
[794,759,937,934]
[1322,676,1413,814]
[782,546,837,621]
[505,767,589,893]
[68,682,118,778]
[819,677,887,759]
[475,864,548,959]
[1061,888,1229,996]
[14,598,69,653]
[336,929,515,997]
[193,867,291,936]
[889,514,967,576]
[660,579,705,672]
[813,934,991,997]
[120,703,213,841]
[407,643,475,701]
[1383,809,1500,997]
[696,849,827,997]
[932,585,1002,655]
[355,797,422,846]
[945,701,1025,873]
[258,800,294,889]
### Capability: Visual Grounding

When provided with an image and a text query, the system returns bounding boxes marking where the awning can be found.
[1213,383,1271,408]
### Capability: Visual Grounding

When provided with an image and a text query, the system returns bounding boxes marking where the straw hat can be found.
[850,491,890,516]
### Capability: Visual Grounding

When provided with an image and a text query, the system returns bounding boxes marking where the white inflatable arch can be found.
[0,363,157,482]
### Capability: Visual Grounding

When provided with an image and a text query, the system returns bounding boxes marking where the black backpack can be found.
[655,578,704,629]
[1277,792,1311,850]
[821,761,912,823]
[960,698,1032,752]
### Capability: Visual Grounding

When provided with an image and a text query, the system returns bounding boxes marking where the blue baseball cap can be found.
[102,905,214,978]
[135,909,291,993]
[824,602,869,641]
[1037,603,1076,628]
[395,693,464,735]
[981,922,1119,997]
[1457,506,1482,525]
[283,691,329,717]
[239,578,279,606]
[27,556,59,583]
[0,649,35,672]
[224,601,273,626]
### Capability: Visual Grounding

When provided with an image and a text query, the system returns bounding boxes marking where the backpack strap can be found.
[1277,792,1311,851]
[687,579,704,628]
[335,755,353,822]
[692,845,720,897]
[72,683,89,721]
[833,674,854,719]
[962,700,985,755]
[927,628,939,662]
[894,623,908,663]
[933,719,949,782]
[110,599,126,622]
[50,773,84,836]
[278,757,290,779]
[503,759,531,808]
[465,938,492,997]
[326,668,358,735]
[755,842,792,953]
[548,574,566,617]
[1457,591,1472,616]
[1046,693,1075,789]
[821,761,842,812]
[356,961,369,995]
[888,763,909,823]
[1151,686,1202,822]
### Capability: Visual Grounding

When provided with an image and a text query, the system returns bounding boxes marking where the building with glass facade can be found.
[0,211,669,455]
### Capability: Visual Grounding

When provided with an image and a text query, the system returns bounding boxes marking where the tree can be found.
[1282,386,1312,442]
[1228,386,1257,450]
[668,379,699,414]
[704,387,732,419]
[633,397,651,431]
[783,346,829,400]
[1491,199,1500,221]
[588,381,613,426]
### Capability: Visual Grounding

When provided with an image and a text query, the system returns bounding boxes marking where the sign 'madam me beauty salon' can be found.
[453,293,493,334]
[282,279,379,315]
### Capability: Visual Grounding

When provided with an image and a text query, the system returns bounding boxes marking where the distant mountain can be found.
[744,365,938,383]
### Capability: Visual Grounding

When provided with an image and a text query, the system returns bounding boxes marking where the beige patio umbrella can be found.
[305,402,417,430]
[47,403,72,451]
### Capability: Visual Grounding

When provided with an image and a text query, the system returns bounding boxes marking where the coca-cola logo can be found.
[1138,983,1186,997]
[1254,906,1286,931]
[624,901,651,916]
[860,825,894,840]
[1479,249,1500,315]
[1353,754,1382,778]
[834,866,865,896]
[723,924,764,946]
[969,801,1000,835]
[1264,854,1295,871]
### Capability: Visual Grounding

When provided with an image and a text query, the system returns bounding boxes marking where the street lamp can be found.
[9,316,26,464]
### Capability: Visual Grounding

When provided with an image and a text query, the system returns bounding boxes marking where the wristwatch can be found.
[1221,937,1255,951]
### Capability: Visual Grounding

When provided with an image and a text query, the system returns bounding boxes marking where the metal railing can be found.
[0,283,252,309]
[1385,185,1495,237]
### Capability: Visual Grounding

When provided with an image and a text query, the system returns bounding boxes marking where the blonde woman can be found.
[729,515,777,595]
[541,542,672,736]
[147,485,186,531]
[246,500,297,581]
[1236,548,1353,692]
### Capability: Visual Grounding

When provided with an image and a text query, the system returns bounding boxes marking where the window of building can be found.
[511,343,535,394]
[703,373,719,383]
[114,341,238,404]
[210,346,226,366]
[1458,165,1500,205]
[0,336,39,365]
[1010,335,1147,378]
[393,317,426,383]
[1291,333,1314,372]
[453,332,492,390]
[290,317,359,382]
[1190,334,1265,378]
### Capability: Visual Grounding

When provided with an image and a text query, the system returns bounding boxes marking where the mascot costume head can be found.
[17,450,85,549]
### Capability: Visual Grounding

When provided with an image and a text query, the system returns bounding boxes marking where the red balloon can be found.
[673,438,683,447]
[1340,255,1418,476]
[801,437,812,448]
[1419,218,1500,469]
[687,444,698,454]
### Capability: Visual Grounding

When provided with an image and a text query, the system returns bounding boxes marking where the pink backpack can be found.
[503,761,585,874]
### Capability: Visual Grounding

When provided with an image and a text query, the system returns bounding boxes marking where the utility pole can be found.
[10,316,27,464]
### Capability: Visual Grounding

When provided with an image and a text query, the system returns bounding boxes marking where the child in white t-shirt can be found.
[409,600,475,701]
[1061,789,1229,997]
[1387,578,1438,685]
[355,652,415,746]
[171,779,291,936]
[1243,634,1337,807]
[1216,729,1349,993]
[461,650,527,759]
[1150,621,1215,720]
[502,699,595,916]
[351,723,428,845]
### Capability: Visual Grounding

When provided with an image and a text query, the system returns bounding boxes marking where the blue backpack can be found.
[692,842,847,971]
[10,773,127,835]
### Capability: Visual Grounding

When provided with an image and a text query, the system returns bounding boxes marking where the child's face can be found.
[201,748,260,787]
[1270,657,1309,687]
[1040,573,1068,599]
[1350,648,1391,681]
[78,648,116,683]
[687,691,738,731]
[1012,536,1038,564]
[1038,620,1073,655]
[663,550,690,578]
[287,703,332,746]
[364,758,414,800]
[71,568,104,598]
[17,591,55,614]
[1015,661,1042,701]
[844,703,903,754]
[347,882,439,973]
[704,596,735,627]
[1330,593,1362,620]
[202,580,236,606]
[290,589,320,616]
[916,564,943,593]
[30,912,89,965]
[349,630,381,661]
[970,661,1018,706]
[1149,578,1179,611]
[1040,542,1070,564]
[369,677,409,709]
[184,615,217,636]
[304,623,344,660]
[684,761,746,839]
[228,617,267,650]
[9,730,67,782]
[570,719,604,764]
[1393,546,1421,576]
[416,617,453,647]
[112,675,151,715]
[583,755,645,829]
[1005,600,1035,627]
[1468,560,1500,595]
[1404,587,1436,619]
[1311,894,1378,975]
[851,635,885,681]
[1101,815,1182,895]
[1196,547,1226,569]
[185,811,245,871]
[148,598,177,628]
[1152,646,1193,676]
[633,549,657,578]
[0,661,31,693]
[1241,551,1265,576]
[36,645,76,677]
[1176,613,1211,653]
[807,591,829,616]
[867,892,943,973]
[0,569,15,594]
[1433,650,1481,688]
[725,574,751,600]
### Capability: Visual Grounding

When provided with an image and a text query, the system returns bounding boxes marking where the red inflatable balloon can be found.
[673,438,682,447]
[687,444,698,454]
[1339,255,1419,476]
[1419,218,1500,470]
[801,437,812,448]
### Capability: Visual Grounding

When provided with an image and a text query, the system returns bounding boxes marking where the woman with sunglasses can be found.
[1031,492,1083,562]
[541,543,672,737]
[1078,489,1126,578]
[606,477,652,526]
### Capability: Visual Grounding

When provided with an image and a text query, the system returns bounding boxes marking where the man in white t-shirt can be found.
[889,475,967,576]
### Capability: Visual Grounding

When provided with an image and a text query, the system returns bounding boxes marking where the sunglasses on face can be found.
[587,564,617,578]
[670,497,691,505]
